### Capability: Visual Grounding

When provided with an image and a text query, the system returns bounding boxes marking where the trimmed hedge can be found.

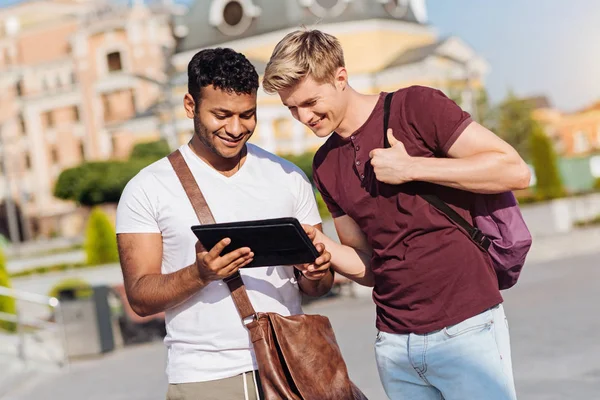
[85,208,119,266]
[0,247,17,333]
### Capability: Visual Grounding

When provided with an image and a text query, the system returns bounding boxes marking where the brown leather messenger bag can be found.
[168,150,367,400]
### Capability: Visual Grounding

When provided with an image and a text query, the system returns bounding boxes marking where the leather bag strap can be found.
[168,149,257,320]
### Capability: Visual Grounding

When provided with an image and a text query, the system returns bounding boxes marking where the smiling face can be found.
[279,72,349,138]
[184,85,257,160]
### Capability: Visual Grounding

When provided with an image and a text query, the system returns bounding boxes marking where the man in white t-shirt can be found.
[115,48,333,400]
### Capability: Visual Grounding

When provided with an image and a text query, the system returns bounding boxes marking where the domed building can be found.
[166,0,490,155]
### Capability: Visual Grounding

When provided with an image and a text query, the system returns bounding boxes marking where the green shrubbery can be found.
[48,278,92,300]
[529,123,566,200]
[84,208,119,266]
[0,247,17,333]
[54,139,170,206]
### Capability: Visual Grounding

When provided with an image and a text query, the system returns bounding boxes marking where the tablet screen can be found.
[191,217,319,268]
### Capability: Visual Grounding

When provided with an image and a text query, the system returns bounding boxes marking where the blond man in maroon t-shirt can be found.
[262,29,530,400]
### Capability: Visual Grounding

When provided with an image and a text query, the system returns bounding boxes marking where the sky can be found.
[1,0,598,112]
[426,0,600,112]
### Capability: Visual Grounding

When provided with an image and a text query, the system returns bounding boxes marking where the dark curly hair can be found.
[187,48,259,105]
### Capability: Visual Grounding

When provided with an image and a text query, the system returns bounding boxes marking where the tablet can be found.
[190,217,320,268]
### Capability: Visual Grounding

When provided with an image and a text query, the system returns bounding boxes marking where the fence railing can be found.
[0,286,69,371]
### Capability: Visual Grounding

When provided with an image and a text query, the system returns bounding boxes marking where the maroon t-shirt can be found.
[313,86,502,335]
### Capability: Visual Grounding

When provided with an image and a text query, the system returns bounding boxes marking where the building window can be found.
[573,131,589,154]
[209,0,259,36]
[16,80,23,96]
[71,72,77,84]
[51,147,59,164]
[24,153,31,170]
[273,118,293,139]
[223,1,244,26]
[72,106,80,122]
[44,111,54,128]
[107,51,123,72]
[111,136,118,153]
[79,141,86,160]
[103,95,112,120]
[18,114,26,134]
[130,90,136,113]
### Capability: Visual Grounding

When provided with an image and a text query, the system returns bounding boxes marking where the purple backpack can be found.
[383,93,532,290]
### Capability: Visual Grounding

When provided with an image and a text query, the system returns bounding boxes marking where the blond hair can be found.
[262,29,345,94]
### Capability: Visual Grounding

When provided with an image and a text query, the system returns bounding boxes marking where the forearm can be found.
[409,152,530,194]
[298,269,334,297]
[127,264,206,317]
[315,231,374,287]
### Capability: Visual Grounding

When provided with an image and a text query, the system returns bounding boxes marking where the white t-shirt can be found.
[115,143,321,383]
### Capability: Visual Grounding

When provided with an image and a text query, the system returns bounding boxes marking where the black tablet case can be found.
[191,217,320,268]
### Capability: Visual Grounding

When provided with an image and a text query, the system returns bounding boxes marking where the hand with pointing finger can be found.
[369,128,415,185]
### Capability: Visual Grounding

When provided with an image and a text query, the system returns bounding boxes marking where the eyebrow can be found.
[283,97,318,108]
[210,107,256,114]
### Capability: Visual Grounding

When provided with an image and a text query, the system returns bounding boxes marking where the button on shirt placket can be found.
[350,136,365,180]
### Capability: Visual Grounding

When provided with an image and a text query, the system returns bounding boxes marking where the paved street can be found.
[4,250,600,400]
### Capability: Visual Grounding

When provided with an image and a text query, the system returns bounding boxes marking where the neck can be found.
[188,135,246,176]
[334,86,381,138]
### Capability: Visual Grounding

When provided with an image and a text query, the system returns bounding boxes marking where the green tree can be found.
[280,152,315,184]
[475,89,497,128]
[54,139,168,206]
[84,207,119,265]
[129,139,170,161]
[496,92,537,161]
[529,123,565,199]
[0,247,17,332]
[54,158,151,206]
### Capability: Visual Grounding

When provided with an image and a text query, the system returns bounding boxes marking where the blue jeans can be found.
[374,304,517,400]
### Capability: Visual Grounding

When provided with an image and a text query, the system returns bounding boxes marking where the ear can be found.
[183,93,196,119]
[334,67,348,90]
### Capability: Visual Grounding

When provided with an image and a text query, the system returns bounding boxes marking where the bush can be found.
[85,208,119,266]
[48,278,93,300]
[280,152,315,185]
[54,159,151,206]
[315,190,332,220]
[529,123,566,200]
[0,247,17,333]
[129,139,171,161]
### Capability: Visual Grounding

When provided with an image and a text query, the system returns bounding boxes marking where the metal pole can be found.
[15,306,26,365]
[54,301,70,371]
[0,131,21,250]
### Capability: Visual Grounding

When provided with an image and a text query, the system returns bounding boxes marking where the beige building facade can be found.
[1,0,490,241]
[168,0,489,157]
[0,0,177,240]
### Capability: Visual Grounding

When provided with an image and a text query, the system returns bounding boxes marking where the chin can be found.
[314,127,334,138]
[217,146,243,159]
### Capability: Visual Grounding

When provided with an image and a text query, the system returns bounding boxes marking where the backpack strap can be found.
[167,149,257,321]
[382,92,491,251]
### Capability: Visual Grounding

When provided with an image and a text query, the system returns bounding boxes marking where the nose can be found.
[296,107,313,126]
[226,117,244,138]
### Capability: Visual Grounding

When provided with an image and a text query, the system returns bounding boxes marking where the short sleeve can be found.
[116,174,161,234]
[404,86,473,155]
[293,169,322,227]
[312,162,345,218]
